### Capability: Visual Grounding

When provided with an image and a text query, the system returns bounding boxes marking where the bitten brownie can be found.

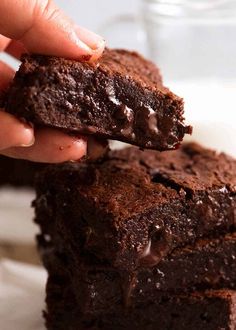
[3,49,192,150]
[34,143,236,271]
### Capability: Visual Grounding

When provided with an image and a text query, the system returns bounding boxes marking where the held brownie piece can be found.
[3,49,192,150]
[34,143,236,271]
[38,232,236,311]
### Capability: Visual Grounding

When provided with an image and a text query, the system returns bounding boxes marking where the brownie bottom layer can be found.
[40,231,236,329]
[45,272,236,330]
[39,231,236,313]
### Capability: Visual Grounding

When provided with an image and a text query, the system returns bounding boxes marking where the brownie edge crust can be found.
[4,49,192,150]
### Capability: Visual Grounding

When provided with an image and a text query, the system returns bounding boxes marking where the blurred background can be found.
[56,0,139,36]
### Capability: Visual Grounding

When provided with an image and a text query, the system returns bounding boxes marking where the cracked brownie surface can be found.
[34,143,236,271]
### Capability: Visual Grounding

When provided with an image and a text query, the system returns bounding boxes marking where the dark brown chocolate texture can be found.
[44,262,236,330]
[44,250,236,330]
[4,49,192,150]
[34,143,236,271]
[0,155,44,187]
[34,142,236,329]
[38,232,236,309]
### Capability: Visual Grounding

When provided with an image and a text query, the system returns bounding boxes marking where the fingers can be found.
[0,1,104,163]
[1,128,87,163]
[0,0,105,61]
[0,63,31,150]
[0,60,35,151]
[74,26,105,61]
[0,112,34,150]
[5,40,27,60]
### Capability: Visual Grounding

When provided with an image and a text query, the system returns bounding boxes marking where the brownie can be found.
[45,271,236,330]
[38,231,236,312]
[3,49,192,150]
[0,155,43,187]
[34,143,236,271]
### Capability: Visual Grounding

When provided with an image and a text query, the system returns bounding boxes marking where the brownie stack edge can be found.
[34,142,236,330]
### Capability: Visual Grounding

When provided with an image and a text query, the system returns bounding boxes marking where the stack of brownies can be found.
[4,49,236,329]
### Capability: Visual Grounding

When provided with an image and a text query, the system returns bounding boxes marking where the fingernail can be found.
[70,29,93,54]
[19,136,35,147]
[18,121,35,147]
[74,26,105,52]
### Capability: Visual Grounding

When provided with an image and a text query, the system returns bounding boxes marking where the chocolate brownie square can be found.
[3,49,192,150]
[40,232,236,330]
[34,143,236,271]
[45,269,236,330]
[38,231,236,312]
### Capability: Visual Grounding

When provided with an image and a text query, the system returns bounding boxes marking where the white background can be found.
[55,0,139,32]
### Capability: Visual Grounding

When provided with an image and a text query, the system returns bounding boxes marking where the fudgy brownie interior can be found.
[4,49,192,150]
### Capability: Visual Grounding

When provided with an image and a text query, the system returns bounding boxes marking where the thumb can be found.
[0,0,105,61]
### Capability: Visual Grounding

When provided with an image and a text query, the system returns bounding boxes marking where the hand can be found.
[0,0,105,163]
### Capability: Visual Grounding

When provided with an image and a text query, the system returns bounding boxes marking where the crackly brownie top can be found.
[110,142,236,192]
[38,143,236,220]
[18,48,163,92]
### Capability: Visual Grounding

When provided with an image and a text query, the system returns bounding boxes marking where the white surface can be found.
[0,188,37,244]
[55,0,139,32]
[0,259,46,330]
[171,80,236,157]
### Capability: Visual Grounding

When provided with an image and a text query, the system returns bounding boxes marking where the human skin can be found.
[0,0,105,163]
